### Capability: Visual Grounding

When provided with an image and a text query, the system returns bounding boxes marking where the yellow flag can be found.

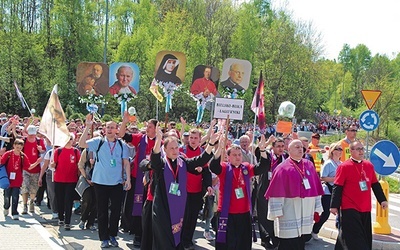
[149,78,163,102]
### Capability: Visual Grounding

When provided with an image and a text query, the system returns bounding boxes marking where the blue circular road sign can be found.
[370,140,400,176]
[359,110,380,132]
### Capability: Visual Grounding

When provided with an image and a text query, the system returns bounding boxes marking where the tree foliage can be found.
[0,0,398,144]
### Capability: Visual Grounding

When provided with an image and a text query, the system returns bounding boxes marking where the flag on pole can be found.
[13,81,26,109]
[38,85,70,147]
[251,71,266,130]
[149,78,164,102]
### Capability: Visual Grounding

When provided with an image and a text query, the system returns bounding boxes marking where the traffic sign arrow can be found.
[371,113,377,124]
[363,124,374,130]
[373,148,396,167]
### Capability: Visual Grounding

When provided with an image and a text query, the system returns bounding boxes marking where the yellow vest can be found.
[309,143,323,173]
[340,139,351,162]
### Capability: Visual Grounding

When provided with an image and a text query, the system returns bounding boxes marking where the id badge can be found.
[235,187,244,199]
[9,172,16,180]
[169,182,180,196]
[359,181,368,191]
[268,171,272,180]
[303,178,311,190]
[110,159,116,167]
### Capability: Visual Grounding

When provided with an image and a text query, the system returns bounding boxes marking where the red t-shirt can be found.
[128,134,156,178]
[53,147,81,183]
[1,151,31,188]
[334,159,378,212]
[179,145,206,193]
[217,162,254,214]
[23,138,45,173]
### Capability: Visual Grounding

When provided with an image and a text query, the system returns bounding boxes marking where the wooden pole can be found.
[220,115,230,163]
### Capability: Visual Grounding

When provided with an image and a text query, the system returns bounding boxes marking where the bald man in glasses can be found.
[330,141,388,250]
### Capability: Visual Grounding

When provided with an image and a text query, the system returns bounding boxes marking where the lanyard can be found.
[107,140,117,156]
[232,165,244,187]
[290,159,305,179]
[12,152,20,170]
[355,163,366,181]
[165,157,181,182]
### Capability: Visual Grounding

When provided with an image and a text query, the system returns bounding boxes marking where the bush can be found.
[387,176,400,194]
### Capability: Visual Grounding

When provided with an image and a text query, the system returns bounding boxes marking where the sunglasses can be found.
[334,148,343,151]
[352,147,364,151]
[347,129,357,132]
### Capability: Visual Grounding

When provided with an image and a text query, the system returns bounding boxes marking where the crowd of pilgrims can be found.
[0,112,387,250]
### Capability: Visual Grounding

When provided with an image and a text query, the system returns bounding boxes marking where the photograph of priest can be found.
[265,139,324,250]
[220,63,245,91]
[190,66,218,96]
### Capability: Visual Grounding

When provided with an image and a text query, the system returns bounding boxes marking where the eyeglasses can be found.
[351,147,364,151]
[334,148,343,151]
[347,129,357,132]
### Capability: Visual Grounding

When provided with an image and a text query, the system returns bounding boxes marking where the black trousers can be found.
[80,186,97,226]
[141,199,153,250]
[335,209,372,250]
[181,192,204,247]
[36,172,48,204]
[257,195,278,246]
[94,183,123,241]
[312,195,331,234]
[216,212,252,250]
[54,182,76,224]
[121,178,143,239]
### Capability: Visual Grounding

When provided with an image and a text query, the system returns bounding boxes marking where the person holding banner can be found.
[180,128,212,250]
[119,115,158,248]
[210,135,269,250]
[150,124,218,250]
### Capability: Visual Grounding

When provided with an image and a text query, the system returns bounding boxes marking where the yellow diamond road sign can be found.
[361,90,382,110]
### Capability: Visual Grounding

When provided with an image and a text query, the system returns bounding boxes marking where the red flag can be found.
[251,71,266,130]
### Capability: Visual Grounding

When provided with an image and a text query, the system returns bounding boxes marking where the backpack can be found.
[95,137,123,162]
[55,147,79,168]
[0,151,25,189]
[23,137,41,155]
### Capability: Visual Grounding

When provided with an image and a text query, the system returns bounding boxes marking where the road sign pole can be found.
[366,131,370,159]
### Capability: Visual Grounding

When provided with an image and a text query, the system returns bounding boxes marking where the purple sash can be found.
[217,163,252,243]
[164,156,187,247]
[132,135,147,216]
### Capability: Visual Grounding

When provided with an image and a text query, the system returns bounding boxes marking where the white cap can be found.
[27,125,37,135]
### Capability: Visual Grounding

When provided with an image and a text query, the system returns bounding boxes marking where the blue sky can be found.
[271,0,400,60]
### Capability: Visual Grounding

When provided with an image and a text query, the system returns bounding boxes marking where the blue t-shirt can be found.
[320,159,340,195]
[87,137,129,185]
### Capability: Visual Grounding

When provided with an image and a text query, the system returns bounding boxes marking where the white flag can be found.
[38,85,70,147]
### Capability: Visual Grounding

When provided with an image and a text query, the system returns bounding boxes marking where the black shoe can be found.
[35,201,42,206]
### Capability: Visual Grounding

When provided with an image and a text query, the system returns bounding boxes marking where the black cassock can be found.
[151,151,213,250]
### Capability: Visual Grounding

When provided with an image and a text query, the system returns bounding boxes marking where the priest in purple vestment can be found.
[265,139,324,250]
[150,124,220,250]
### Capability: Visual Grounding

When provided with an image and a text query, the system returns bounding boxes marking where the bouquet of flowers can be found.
[113,92,136,104]
[220,87,246,99]
[78,90,108,114]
